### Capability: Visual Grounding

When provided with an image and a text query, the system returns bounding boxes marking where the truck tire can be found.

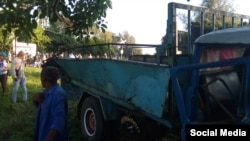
[80,97,106,141]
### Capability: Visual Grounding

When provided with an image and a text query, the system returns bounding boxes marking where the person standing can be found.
[11,50,27,102]
[68,52,75,59]
[33,66,68,141]
[0,52,8,94]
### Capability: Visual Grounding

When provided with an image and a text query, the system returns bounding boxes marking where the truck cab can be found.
[194,26,250,122]
[167,26,250,140]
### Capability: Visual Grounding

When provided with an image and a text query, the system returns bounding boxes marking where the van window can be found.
[200,47,244,72]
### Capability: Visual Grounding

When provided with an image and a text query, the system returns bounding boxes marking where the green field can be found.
[0,66,85,141]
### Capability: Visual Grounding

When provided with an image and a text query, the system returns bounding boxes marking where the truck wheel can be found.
[80,97,105,141]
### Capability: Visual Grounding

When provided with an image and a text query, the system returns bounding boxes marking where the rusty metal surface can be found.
[55,58,170,117]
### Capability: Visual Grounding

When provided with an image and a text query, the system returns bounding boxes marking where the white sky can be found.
[105,0,250,54]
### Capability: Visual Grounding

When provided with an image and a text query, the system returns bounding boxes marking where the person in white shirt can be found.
[68,52,75,59]
[11,50,27,103]
[0,52,8,94]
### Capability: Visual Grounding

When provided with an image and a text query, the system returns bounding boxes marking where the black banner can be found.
[185,124,250,141]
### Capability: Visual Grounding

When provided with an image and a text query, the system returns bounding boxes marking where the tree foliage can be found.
[44,24,82,53]
[190,0,240,43]
[0,24,50,53]
[0,0,37,42]
[0,0,112,41]
[44,24,119,58]
[198,0,237,29]
[118,31,142,57]
[201,0,235,12]
[161,0,240,53]
[81,30,115,57]
[31,25,51,53]
[0,26,13,52]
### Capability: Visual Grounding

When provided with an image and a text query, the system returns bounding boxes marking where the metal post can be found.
[120,47,123,59]
[222,15,225,29]
[212,14,215,31]
[200,12,204,35]
[187,9,191,54]
[232,17,234,28]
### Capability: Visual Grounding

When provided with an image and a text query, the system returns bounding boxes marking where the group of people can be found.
[0,50,27,102]
[0,50,69,141]
[33,53,47,68]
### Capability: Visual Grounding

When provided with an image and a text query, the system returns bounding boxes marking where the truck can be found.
[42,2,250,141]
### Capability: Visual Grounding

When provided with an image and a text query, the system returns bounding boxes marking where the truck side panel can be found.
[55,58,170,117]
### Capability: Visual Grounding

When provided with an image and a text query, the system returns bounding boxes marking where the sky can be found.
[105,0,250,54]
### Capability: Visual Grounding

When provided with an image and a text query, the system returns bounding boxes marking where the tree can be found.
[31,25,51,53]
[118,31,142,57]
[78,30,141,58]
[44,23,118,58]
[198,0,236,29]
[81,30,115,57]
[0,27,13,52]
[0,0,112,41]
[201,0,235,12]
[190,0,239,43]
[161,0,239,54]
[44,24,82,53]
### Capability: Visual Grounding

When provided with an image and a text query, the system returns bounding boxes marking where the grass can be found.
[0,66,85,141]
[0,66,175,141]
